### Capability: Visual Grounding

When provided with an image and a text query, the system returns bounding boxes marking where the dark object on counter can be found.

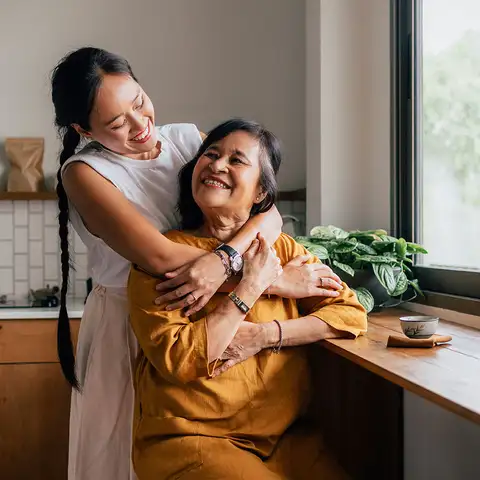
[28,284,60,307]
[0,294,7,304]
[85,278,93,303]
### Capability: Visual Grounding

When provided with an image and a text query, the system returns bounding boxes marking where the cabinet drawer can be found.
[0,320,80,363]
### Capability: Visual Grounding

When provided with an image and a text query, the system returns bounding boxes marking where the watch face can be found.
[231,255,244,273]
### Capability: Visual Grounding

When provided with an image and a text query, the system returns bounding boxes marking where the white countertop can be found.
[0,298,85,320]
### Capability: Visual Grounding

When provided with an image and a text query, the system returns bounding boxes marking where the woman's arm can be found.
[64,163,282,310]
[128,235,280,383]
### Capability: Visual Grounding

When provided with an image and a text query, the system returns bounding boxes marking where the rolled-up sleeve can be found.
[299,283,368,338]
[128,266,211,384]
[274,234,368,338]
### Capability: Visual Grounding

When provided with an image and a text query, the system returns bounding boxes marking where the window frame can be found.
[391,0,480,313]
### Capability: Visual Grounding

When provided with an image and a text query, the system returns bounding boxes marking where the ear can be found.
[254,189,267,205]
[71,124,92,139]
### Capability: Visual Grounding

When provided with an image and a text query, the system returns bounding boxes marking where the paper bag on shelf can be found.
[5,137,45,192]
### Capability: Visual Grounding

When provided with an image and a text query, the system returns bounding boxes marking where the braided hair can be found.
[51,47,137,389]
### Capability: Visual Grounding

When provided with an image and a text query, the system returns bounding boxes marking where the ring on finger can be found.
[190,292,197,302]
[320,278,324,287]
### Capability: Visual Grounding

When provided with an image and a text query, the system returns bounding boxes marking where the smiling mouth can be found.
[203,178,231,189]
[130,121,151,143]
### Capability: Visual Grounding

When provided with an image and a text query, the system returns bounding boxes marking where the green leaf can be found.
[354,254,399,264]
[395,238,407,258]
[392,271,409,296]
[402,263,413,275]
[334,239,358,254]
[305,244,329,260]
[372,263,397,295]
[310,225,349,240]
[408,279,424,297]
[353,287,375,313]
[333,260,355,277]
[379,234,399,242]
[356,243,377,255]
[406,242,428,254]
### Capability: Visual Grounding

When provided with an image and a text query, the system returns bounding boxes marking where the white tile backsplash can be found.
[14,227,28,253]
[0,241,13,267]
[29,201,43,213]
[14,201,28,226]
[0,268,13,295]
[29,241,43,267]
[29,214,43,240]
[0,201,13,213]
[44,202,58,226]
[14,254,28,281]
[44,254,58,280]
[29,268,44,289]
[0,213,13,240]
[0,200,87,297]
[44,226,59,254]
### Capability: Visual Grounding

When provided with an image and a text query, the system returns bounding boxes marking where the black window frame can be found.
[391,0,480,315]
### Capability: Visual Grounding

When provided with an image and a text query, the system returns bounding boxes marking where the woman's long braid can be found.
[57,126,80,389]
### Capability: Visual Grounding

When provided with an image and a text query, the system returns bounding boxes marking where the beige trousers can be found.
[68,285,138,480]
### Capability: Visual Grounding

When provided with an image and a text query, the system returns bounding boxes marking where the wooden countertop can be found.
[322,309,480,425]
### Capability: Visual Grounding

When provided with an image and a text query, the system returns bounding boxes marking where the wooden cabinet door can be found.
[0,363,71,480]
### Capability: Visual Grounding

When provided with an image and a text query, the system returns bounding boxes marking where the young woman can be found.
[51,47,343,480]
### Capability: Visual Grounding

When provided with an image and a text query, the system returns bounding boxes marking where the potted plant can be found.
[295,225,428,313]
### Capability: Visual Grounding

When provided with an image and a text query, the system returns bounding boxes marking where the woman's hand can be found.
[241,234,283,295]
[155,252,227,315]
[269,255,343,299]
[212,321,267,377]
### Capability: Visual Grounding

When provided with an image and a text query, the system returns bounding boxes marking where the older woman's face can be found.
[192,131,265,217]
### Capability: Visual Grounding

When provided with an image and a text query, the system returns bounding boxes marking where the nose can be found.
[130,112,146,132]
[209,156,228,173]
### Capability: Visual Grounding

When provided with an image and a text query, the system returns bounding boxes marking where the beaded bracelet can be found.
[272,319,283,354]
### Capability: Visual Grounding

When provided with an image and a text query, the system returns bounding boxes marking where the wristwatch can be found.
[215,244,244,274]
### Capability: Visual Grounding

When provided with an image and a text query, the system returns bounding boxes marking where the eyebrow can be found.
[104,90,142,126]
[208,145,250,162]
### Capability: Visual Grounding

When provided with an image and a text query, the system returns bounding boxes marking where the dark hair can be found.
[51,47,137,389]
[178,118,282,230]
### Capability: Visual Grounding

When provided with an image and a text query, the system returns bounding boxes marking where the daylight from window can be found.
[420,0,480,271]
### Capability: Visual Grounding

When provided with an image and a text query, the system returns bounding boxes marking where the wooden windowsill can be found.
[322,308,480,426]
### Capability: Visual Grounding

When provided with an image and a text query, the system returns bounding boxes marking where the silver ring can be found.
[190,292,197,302]
[320,278,324,287]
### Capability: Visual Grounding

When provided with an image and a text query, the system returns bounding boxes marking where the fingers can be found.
[245,238,260,258]
[315,287,341,298]
[184,295,209,316]
[285,254,311,267]
[310,264,342,284]
[257,233,269,252]
[212,359,238,378]
[164,264,189,279]
[156,273,189,292]
[318,277,343,291]
[155,284,193,305]
[163,293,196,312]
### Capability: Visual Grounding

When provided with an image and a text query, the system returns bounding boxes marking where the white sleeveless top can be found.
[62,123,202,288]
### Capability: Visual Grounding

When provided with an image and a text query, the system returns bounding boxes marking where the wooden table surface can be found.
[322,309,480,425]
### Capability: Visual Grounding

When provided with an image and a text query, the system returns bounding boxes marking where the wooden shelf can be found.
[0,192,57,201]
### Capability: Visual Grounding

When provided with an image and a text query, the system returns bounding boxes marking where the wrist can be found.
[263,321,281,348]
[235,278,263,306]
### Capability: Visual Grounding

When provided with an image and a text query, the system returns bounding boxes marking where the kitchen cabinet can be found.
[0,319,80,480]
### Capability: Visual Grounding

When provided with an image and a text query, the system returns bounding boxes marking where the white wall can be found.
[404,391,480,479]
[306,0,391,232]
[0,0,305,190]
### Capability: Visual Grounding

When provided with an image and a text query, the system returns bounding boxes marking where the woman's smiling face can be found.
[76,74,158,158]
[192,131,266,219]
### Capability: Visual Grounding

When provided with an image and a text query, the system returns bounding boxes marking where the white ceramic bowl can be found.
[399,315,439,339]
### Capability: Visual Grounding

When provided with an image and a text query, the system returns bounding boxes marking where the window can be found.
[392,0,480,308]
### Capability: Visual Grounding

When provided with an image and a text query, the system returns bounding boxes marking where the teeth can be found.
[204,179,229,189]
[132,123,149,141]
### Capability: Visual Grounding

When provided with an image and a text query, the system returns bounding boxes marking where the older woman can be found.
[128,119,368,479]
